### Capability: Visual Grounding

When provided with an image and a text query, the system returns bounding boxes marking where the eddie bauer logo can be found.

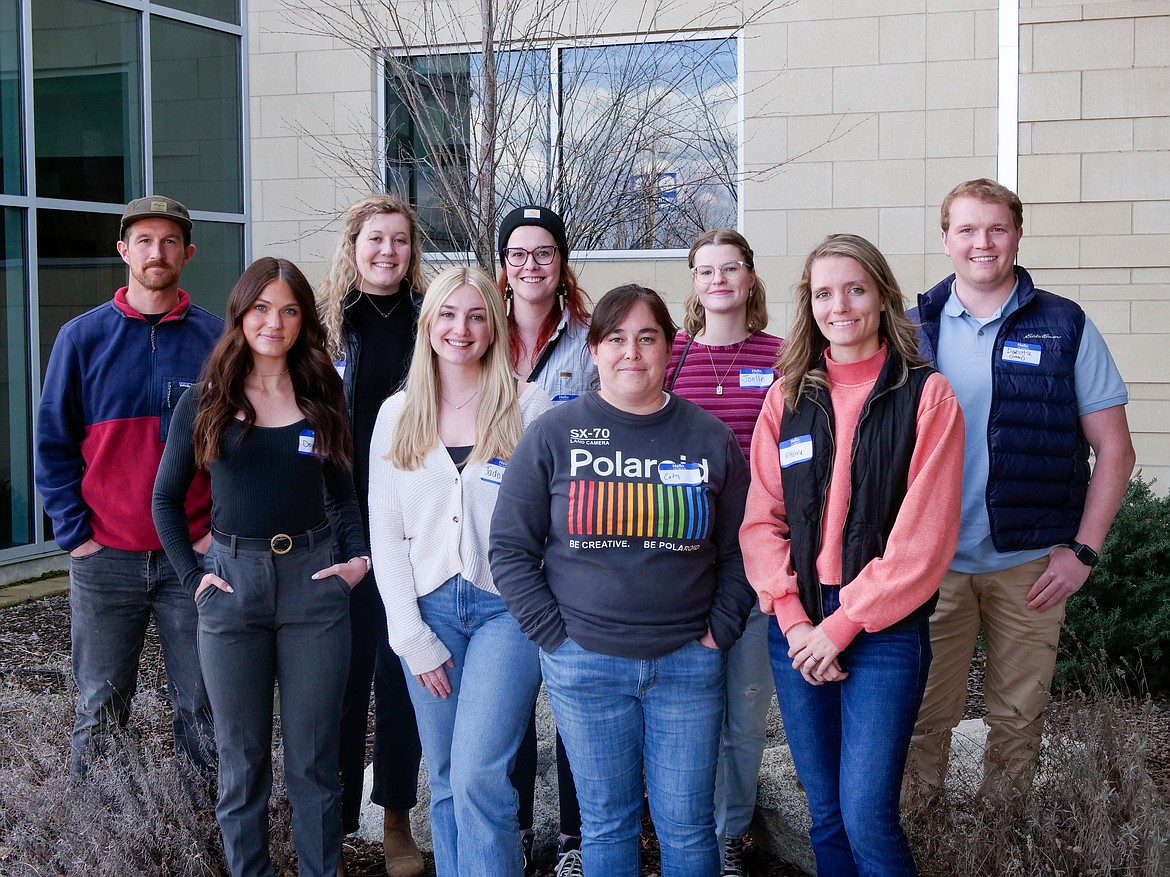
[1023,333,1062,340]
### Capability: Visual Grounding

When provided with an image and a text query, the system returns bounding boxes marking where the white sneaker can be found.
[555,848,584,877]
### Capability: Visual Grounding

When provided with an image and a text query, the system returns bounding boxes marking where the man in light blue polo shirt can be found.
[906,178,1135,798]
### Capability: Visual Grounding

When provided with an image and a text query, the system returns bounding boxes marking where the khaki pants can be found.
[907,557,1062,796]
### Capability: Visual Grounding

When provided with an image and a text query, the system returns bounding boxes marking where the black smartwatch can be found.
[1069,541,1099,568]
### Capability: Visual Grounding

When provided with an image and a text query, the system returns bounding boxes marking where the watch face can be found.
[1073,542,1099,567]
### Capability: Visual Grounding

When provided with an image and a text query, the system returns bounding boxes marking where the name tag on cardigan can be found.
[481,458,507,484]
[1002,341,1041,366]
[740,368,774,388]
[779,435,813,468]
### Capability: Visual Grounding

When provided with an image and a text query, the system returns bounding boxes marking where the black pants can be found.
[510,703,582,836]
[338,570,423,833]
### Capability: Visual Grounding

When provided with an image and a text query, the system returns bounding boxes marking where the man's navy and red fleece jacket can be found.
[36,288,223,552]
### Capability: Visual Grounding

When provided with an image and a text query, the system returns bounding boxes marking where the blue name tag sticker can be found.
[481,458,507,485]
[779,434,813,468]
[658,462,703,485]
[1002,341,1042,367]
[298,430,316,456]
[333,359,347,379]
[551,393,579,405]
[739,368,774,389]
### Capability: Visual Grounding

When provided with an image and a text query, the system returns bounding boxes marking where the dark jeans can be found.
[770,587,930,877]
[198,536,350,877]
[68,546,214,777]
[339,570,422,833]
[510,702,581,836]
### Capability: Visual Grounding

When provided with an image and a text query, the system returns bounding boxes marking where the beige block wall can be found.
[1018,1,1170,488]
[247,0,1168,482]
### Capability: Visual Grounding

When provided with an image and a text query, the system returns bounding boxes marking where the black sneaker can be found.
[721,834,748,877]
[555,835,584,877]
[521,831,535,877]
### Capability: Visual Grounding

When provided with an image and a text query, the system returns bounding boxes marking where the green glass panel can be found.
[0,207,32,548]
[32,0,142,202]
[1,0,22,196]
[156,0,240,26]
[151,17,242,213]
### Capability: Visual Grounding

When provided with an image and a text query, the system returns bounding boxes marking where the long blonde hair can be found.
[779,234,925,411]
[683,228,769,337]
[318,194,427,361]
[388,266,522,470]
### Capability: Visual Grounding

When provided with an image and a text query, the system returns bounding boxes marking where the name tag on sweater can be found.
[481,458,507,485]
[298,430,316,456]
[1002,341,1041,366]
[658,462,703,485]
[779,435,813,468]
[740,368,774,388]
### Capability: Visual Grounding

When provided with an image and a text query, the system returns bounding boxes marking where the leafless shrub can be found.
[0,679,298,877]
[904,692,1169,876]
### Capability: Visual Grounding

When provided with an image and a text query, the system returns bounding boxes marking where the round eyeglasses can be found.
[691,261,749,282]
[504,246,558,267]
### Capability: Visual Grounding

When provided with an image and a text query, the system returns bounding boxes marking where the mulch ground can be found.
[1,593,1166,876]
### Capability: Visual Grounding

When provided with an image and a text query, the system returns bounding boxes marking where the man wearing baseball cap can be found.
[36,195,223,777]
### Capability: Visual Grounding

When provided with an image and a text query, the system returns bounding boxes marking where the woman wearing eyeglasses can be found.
[495,205,595,875]
[667,229,782,877]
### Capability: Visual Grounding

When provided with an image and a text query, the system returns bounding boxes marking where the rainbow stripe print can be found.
[567,479,712,539]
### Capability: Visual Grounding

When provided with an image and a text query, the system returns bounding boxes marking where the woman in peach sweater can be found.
[740,234,964,877]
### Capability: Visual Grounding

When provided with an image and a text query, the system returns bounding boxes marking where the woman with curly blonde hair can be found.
[317,193,428,875]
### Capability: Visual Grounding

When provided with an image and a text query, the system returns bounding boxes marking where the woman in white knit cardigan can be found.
[367,265,551,877]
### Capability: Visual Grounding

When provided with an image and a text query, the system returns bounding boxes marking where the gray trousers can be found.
[197,534,351,877]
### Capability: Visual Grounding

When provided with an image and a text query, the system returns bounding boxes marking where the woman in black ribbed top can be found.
[153,257,368,877]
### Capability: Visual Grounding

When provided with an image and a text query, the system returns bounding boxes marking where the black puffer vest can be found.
[779,349,937,627]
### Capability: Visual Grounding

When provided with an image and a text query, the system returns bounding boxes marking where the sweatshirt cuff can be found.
[772,593,812,636]
[821,609,866,652]
[400,637,453,678]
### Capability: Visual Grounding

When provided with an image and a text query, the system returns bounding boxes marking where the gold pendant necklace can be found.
[707,339,747,396]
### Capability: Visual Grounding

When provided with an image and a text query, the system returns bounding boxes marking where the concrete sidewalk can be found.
[0,574,69,609]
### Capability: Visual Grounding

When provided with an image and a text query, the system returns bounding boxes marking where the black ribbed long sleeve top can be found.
[153,387,369,591]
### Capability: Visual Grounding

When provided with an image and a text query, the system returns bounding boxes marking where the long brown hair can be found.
[318,194,427,360]
[194,257,352,468]
[684,228,769,336]
[779,234,925,411]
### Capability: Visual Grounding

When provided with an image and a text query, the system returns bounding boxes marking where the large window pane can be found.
[1,0,22,196]
[179,219,241,320]
[155,0,240,26]
[32,0,142,203]
[0,208,31,549]
[386,53,474,252]
[561,39,738,250]
[36,209,124,381]
[151,17,242,213]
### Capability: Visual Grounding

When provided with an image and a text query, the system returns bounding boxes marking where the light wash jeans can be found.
[541,637,727,877]
[68,546,214,777]
[771,587,930,877]
[404,575,541,877]
[715,604,775,845]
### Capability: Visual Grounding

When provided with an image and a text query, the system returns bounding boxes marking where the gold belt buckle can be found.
[270,533,293,555]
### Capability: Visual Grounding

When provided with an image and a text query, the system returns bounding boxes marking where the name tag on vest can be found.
[779,435,813,468]
[1002,341,1042,367]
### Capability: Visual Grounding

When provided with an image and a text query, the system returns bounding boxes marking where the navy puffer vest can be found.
[914,268,1088,551]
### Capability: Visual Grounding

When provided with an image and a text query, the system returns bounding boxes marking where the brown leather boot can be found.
[383,808,425,877]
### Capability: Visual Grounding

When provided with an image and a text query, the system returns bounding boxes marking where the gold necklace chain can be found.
[706,339,747,396]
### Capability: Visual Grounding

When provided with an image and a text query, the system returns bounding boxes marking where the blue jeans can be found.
[198,536,351,877]
[69,546,214,777]
[405,576,541,877]
[770,588,930,877]
[541,637,727,877]
[716,604,775,844]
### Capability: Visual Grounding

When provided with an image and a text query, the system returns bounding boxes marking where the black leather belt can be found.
[212,521,331,555]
